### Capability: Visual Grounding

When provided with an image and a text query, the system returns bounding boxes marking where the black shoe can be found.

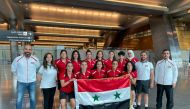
[145,107,148,109]
[136,105,141,109]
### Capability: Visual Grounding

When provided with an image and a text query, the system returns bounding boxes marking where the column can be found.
[9,19,18,62]
[149,15,182,66]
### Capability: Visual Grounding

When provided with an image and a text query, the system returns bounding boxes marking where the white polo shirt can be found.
[155,59,178,85]
[38,65,57,88]
[135,61,154,80]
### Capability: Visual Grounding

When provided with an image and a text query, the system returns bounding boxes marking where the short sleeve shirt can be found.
[75,71,91,79]
[59,74,75,93]
[107,68,122,78]
[91,69,106,79]
[38,66,57,88]
[135,61,154,80]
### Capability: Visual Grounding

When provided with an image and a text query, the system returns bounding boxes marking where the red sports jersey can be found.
[59,74,75,93]
[123,70,137,78]
[107,68,122,78]
[118,59,127,72]
[72,60,81,74]
[126,57,139,63]
[84,59,96,71]
[104,59,113,71]
[75,70,91,79]
[91,69,106,79]
[55,58,71,79]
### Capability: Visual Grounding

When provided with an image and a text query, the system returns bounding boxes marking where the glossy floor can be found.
[0,64,190,109]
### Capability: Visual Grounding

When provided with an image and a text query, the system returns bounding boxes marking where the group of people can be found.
[11,44,178,109]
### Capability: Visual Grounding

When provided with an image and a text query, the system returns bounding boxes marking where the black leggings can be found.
[42,87,56,109]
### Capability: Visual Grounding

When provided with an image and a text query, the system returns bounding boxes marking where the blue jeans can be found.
[16,81,36,109]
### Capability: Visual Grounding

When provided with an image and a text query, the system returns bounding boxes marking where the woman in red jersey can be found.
[55,50,71,90]
[95,50,105,64]
[60,62,75,109]
[126,50,139,63]
[105,50,116,71]
[123,61,137,109]
[117,51,127,72]
[107,60,122,78]
[71,50,81,74]
[91,60,106,79]
[75,61,91,79]
[84,49,96,71]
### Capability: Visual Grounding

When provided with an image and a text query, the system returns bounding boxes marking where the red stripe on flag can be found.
[77,76,130,92]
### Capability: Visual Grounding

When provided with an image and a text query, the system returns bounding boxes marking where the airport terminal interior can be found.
[0,0,190,109]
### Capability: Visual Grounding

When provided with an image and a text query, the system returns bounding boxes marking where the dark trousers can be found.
[42,87,56,109]
[156,84,174,109]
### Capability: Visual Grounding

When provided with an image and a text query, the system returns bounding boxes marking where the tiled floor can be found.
[0,64,190,109]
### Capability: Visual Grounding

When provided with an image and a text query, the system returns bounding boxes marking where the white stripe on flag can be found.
[74,80,80,109]
[75,87,130,106]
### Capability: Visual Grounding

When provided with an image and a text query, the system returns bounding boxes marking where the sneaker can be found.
[145,107,148,109]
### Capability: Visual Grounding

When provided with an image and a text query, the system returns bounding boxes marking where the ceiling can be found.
[0,0,189,49]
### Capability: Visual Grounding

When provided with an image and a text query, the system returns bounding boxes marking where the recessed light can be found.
[188,9,190,13]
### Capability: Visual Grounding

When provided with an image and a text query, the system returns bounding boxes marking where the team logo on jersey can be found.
[31,62,35,64]
[168,66,172,68]
[145,65,148,67]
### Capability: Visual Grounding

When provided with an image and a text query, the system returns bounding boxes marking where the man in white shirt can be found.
[155,49,178,109]
[135,51,154,109]
[11,44,40,109]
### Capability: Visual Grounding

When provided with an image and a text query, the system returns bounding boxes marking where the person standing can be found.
[123,61,137,109]
[107,60,122,78]
[71,50,81,74]
[155,49,178,109]
[75,61,91,79]
[126,50,139,63]
[105,50,116,71]
[84,50,96,71]
[55,50,71,89]
[11,44,40,109]
[118,51,127,72]
[95,50,105,65]
[126,50,139,107]
[60,62,76,109]
[91,60,106,79]
[135,51,154,109]
[37,53,57,109]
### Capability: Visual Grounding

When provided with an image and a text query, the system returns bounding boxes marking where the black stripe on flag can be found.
[79,99,130,109]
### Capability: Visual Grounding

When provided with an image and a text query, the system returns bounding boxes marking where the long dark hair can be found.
[124,61,136,72]
[92,60,104,70]
[71,50,81,61]
[96,50,104,60]
[65,62,74,77]
[43,52,56,69]
[60,49,68,58]
[109,50,116,61]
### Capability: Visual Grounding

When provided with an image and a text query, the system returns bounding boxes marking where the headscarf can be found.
[127,50,135,60]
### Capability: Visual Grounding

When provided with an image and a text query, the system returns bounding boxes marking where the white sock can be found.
[145,104,148,107]
[137,102,141,106]
[133,101,136,105]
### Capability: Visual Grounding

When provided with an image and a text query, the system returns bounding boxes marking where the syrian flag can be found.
[74,76,131,109]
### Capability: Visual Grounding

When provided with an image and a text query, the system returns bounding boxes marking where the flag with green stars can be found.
[74,76,131,109]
